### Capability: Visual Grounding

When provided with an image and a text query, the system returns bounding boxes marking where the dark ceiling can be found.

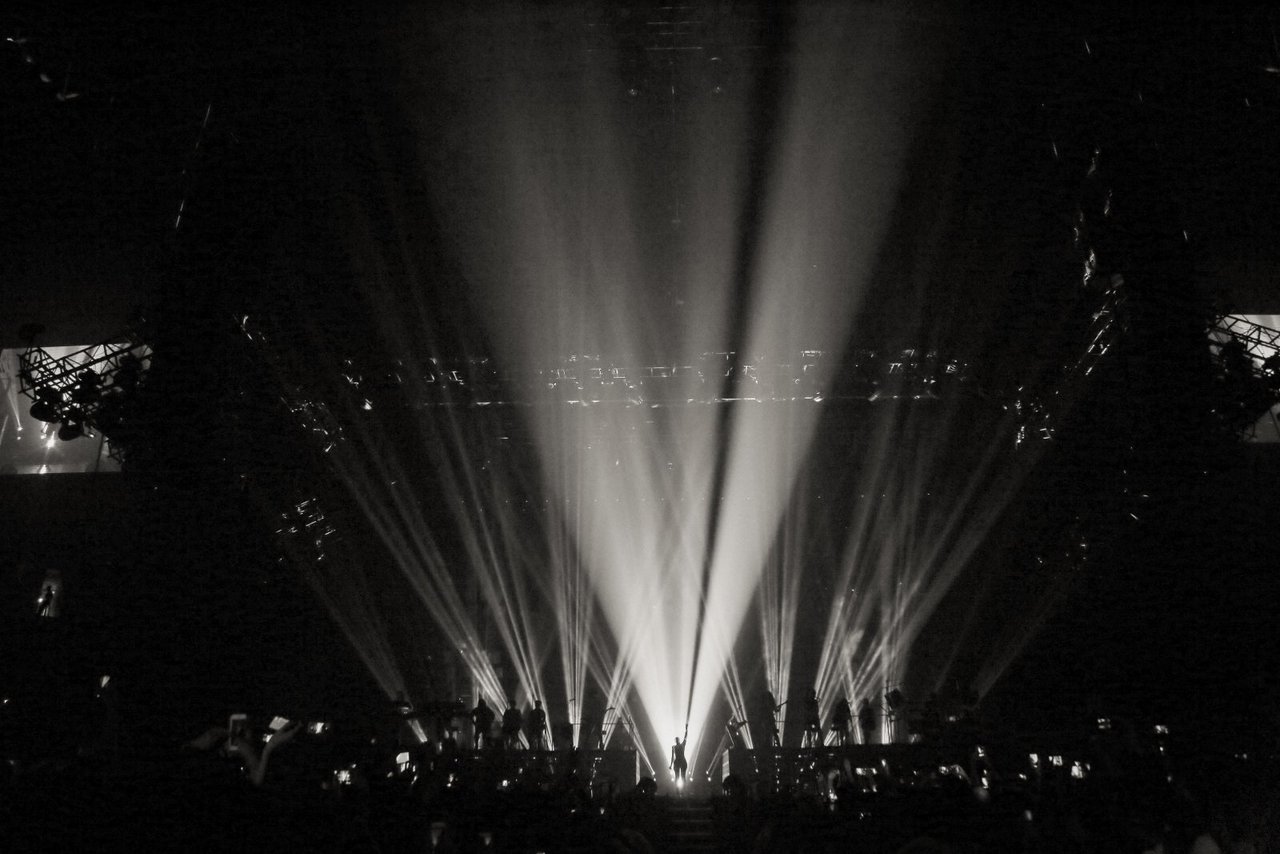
[4,4,1279,352]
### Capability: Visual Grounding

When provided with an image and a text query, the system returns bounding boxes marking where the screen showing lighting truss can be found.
[1207,314,1280,442]
[0,346,131,474]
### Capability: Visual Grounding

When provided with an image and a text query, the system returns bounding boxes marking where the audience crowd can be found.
[2,691,1277,853]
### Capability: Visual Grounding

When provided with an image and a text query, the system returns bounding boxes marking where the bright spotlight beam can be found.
[684,2,796,735]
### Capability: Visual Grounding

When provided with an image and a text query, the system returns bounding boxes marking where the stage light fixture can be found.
[30,387,63,423]
[30,401,59,423]
[71,369,102,404]
[57,420,84,441]
[113,354,144,391]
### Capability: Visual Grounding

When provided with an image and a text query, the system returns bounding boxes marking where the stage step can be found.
[666,798,717,853]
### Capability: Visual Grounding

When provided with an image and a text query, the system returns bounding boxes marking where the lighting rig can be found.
[1207,313,1280,439]
[1013,273,1128,448]
[17,328,151,456]
[331,347,972,409]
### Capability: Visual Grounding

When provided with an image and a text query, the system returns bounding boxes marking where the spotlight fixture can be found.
[57,420,84,441]
[113,354,144,391]
[71,368,102,404]
[30,387,62,423]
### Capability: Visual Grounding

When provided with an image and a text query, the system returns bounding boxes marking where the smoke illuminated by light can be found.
[403,5,946,770]
[285,3,1076,776]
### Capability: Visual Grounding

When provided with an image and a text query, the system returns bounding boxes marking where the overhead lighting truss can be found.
[1208,313,1280,439]
[1210,314,1280,369]
[17,335,151,452]
[336,348,972,409]
[1014,273,1127,447]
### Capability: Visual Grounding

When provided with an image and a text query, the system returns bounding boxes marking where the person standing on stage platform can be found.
[802,689,822,748]
[471,697,496,749]
[858,698,877,745]
[756,690,781,747]
[669,734,688,788]
[831,696,852,746]
[501,699,523,749]
[725,717,746,749]
[527,699,548,750]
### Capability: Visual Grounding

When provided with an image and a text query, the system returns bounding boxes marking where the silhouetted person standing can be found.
[858,698,877,745]
[725,717,746,749]
[802,689,822,748]
[471,697,495,749]
[669,735,687,788]
[35,570,62,618]
[757,690,781,747]
[527,699,547,750]
[36,583,56,618]
[502,700,523,749]
[831,697,852,746]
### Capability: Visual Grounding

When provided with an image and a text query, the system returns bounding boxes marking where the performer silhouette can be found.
[669,732,688,788]
[501,700,523,749]
[802,689,822,748]
[36,583,56,618]
[725,717,746,749]
[831,696,852,746]
[471,697,495,749]
[757,690,782,747]
[527,699,548,750]
[858,698,877,745]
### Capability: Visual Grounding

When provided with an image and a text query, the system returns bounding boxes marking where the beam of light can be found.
[698,649,754,776]
[436,419,553,711]
[263,4,1135,760]
[299,573,399,701]
[318,193,565,721]
[233,321,441,709]
[285,533,410,704]
[546,495,592,747]
[687,4,935,761]
[807,388,1043,741]
[757,466,809,746]
[326,423,505,707]
[245,291,561,727]
[972,573,1071,700]
[721,651,754,752]
[352,3,943,765]
[303,378,510,714]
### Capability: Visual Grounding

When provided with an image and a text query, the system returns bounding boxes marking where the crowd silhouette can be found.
[1,674,1276,853]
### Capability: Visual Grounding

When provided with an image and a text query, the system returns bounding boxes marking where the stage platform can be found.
[721,743,968,789]
[429,747,641,789]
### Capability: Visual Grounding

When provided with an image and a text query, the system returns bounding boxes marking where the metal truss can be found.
[1210,314,1280,368]
[1208,313,1280,440]
[1014,275,1128,447]
[330,347,971,408]
[17,336,151,458]
[18,340,147,401]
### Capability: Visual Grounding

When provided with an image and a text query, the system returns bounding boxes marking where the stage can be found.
[720,744,971,790]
